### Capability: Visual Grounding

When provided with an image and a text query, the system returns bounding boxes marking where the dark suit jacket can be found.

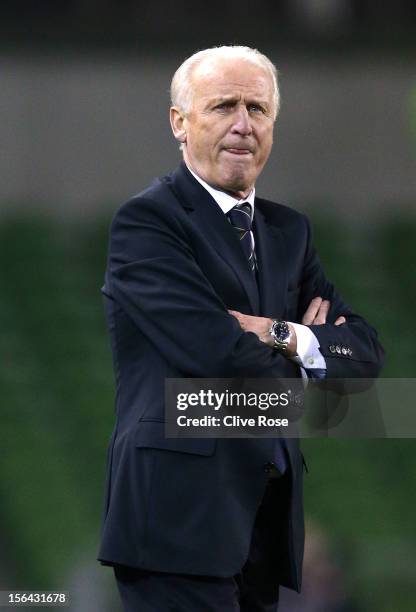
[98,162,384,591]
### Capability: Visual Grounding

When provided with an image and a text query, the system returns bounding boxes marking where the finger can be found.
[234,313,253,330]
[302,297,322,325]
[313,299,330,325]
[335,316,346,326]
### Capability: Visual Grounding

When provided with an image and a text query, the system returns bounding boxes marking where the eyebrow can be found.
[209,96,270,108]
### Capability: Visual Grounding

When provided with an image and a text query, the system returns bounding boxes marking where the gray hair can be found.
[170,45,280,120]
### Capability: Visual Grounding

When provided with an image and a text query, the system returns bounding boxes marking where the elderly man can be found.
[99,46,383,611]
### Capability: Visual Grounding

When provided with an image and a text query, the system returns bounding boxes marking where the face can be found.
[170,58,275,198]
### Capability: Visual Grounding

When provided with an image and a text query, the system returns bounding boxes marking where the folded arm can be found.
[229,215,384,379]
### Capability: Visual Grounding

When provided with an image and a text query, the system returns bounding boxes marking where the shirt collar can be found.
[186,164,255,219]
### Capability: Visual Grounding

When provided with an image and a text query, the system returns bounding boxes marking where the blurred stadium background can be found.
[0,1,415,610]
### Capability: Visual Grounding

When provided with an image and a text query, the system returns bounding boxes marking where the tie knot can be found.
[228,202,253,231]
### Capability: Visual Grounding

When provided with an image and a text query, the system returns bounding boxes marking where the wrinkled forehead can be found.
[189,57,274,106]
[191,56,271,88]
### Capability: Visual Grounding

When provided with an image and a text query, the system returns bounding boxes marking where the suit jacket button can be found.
[264,462,275,473]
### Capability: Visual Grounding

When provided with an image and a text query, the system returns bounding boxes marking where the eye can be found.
[214,101,235,111]
[247,103,264,113]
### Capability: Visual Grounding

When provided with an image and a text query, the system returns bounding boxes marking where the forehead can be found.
[191,58,273,103]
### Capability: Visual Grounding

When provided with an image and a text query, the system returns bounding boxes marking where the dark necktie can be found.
[227,203,256,272]
[229,203,287,474]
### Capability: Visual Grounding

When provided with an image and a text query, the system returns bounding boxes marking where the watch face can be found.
[273,321,290,342]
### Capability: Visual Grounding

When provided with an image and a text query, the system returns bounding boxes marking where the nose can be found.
[230,105,252,136]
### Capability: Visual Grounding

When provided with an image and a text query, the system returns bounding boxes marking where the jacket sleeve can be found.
[106,197,291,379]
[297,214,384,379]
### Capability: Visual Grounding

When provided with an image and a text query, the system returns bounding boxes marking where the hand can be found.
[301,297,346,326]
[228,310,298,356]
[228,310,274,345]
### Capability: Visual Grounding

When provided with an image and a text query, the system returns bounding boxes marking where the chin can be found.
[222,171,253,194]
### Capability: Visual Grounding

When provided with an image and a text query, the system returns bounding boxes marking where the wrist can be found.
[269,320,297,356]
[269,319,290,351]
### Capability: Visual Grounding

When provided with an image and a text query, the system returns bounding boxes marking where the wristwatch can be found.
[269,319,291,352]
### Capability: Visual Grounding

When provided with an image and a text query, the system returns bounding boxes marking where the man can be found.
[99,46,384,611]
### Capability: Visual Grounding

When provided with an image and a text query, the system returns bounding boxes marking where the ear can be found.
[170,106,187,144]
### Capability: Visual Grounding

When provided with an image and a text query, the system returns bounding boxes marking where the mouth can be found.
[223,147,253,156]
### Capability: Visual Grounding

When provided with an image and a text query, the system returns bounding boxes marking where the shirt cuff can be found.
[290,322,327,371]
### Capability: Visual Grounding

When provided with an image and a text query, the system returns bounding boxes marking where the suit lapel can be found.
[253,204,288,319]
[169,164,260,314]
